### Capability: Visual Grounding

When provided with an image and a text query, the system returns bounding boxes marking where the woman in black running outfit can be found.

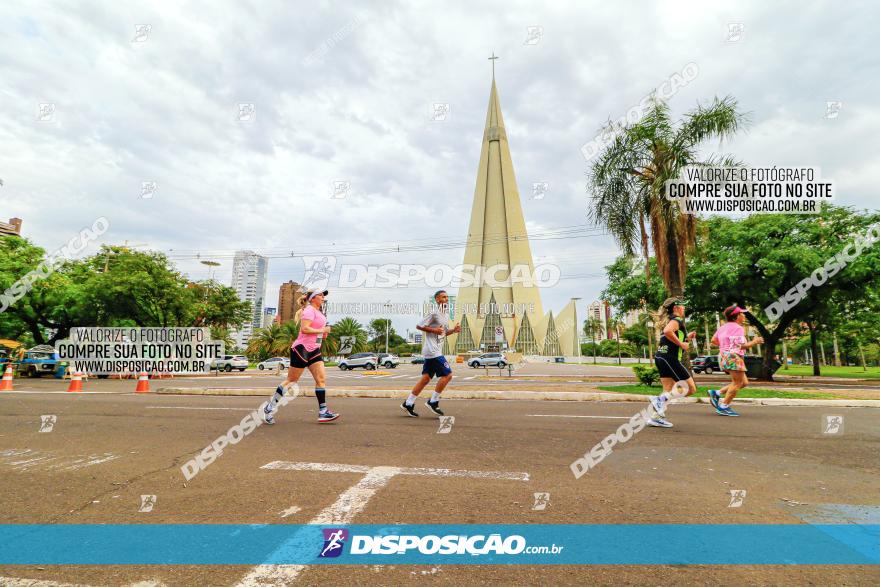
[647,297,697,428]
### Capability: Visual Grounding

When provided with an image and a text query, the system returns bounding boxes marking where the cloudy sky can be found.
[2,1,877,332]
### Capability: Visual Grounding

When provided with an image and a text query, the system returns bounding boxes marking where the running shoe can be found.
[649,395,666,418]
[318,409,340,423]
[708,389,721,409]
[425,400,444,416]
[263,405,275,425]
[647,417,673,428]
[400,401,419,417]
[716,405,740,417]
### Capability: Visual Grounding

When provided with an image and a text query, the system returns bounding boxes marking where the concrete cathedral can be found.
[446,76,579,357]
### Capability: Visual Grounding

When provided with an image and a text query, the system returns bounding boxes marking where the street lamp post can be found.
[384,301,392,354]
[200,260,220,281]
[646,319,654,359]
[571,297,581,363]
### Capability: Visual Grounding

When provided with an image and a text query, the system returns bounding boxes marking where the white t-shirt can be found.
[418,308,449,359]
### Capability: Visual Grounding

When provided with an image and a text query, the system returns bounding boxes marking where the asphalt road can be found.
[0,388,878,586]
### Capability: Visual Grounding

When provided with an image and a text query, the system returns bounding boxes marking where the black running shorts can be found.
[290,344,322,369]
[654,355,690,381]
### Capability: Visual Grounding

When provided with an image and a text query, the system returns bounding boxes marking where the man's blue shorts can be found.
[422,356,452,378]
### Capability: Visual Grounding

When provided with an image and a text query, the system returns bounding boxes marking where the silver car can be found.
[257,357,290,370]
[376,353,400,368]
[467,352,507,368]
[338,353,378,371]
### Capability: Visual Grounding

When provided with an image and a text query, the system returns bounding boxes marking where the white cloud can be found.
[1,0,876,331]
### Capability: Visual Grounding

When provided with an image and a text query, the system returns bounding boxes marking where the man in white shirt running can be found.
[400,290,460,418]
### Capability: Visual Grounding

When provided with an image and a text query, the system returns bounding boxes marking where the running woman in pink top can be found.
[263,289,339,424]
[708,305,764,416]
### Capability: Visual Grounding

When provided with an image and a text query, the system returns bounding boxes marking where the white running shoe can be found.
[647,417,673,428]
[649,395,667,418]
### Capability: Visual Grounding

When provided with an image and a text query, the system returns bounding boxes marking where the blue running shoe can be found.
[708,389,721,409]
[318,409,340,423]
[716,405,740,417]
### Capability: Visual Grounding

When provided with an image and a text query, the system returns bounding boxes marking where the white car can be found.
[338,353,378,371]
[467,353,507,368]
[376,353,400,368]
[211,355,249,372]
[258,357,290,370]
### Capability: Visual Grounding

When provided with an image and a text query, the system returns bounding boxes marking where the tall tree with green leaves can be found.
[588,96,749,297]
[685,207,880,379]
[327,317,368,357]
[582,317,603,364]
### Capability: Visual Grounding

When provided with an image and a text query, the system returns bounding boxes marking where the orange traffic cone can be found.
[135,371,150,393]
[66,371,84,392]
[0,365,14,391]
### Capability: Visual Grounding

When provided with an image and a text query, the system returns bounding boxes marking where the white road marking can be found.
[528,414,631,419]
[0,578,93,586]
[1,449,120,472]
[279,505,302,518]
[262,461,530,481]
[64,454,120,470]
[237,461,529,586]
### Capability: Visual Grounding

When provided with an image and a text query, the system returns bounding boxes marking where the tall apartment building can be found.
[230,250,268,348]
[0,217,22,237]
[262,307,277,328]
[277,280,303,323]
[587,300,614,341]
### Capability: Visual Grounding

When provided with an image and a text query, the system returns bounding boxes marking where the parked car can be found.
[410,354,425,364]
[692,355,721,374]
[467,352,507,368]
[376,353,400,368]
[257,357,289,370]
[338,353,378,370]
[211,355,249,372]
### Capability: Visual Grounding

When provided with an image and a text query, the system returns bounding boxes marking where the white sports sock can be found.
[430,392,441,402]
[405,394,417,406]
[719,402,729,409]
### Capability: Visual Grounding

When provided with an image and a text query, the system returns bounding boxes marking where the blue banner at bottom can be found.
[0,524,877,565]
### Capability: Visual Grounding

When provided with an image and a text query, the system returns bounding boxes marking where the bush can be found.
[632,364,659,387]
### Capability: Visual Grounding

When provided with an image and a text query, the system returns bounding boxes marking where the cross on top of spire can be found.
[488,51,499,79]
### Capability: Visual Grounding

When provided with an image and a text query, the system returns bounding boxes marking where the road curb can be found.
[154,387,880,407]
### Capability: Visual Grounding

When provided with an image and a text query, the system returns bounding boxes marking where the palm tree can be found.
[327,317,368,357]
[277,320,301,356]
[609,316,624,365]
[583,317,603,364]
[246,323,288,360]
[588,96,749,297]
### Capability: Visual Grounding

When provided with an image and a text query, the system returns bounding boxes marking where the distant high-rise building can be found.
[230,250,268,348]
[0,217,22,237]
[262,307,277,328]
[277,280,303,323]
[622,309,641,328]
[587,300,611,341]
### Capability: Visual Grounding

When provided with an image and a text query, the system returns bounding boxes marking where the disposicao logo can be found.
[319,528,348,558]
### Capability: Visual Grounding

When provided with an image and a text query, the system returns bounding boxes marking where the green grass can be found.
[777,365,880,379]
[596,384,834,400]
